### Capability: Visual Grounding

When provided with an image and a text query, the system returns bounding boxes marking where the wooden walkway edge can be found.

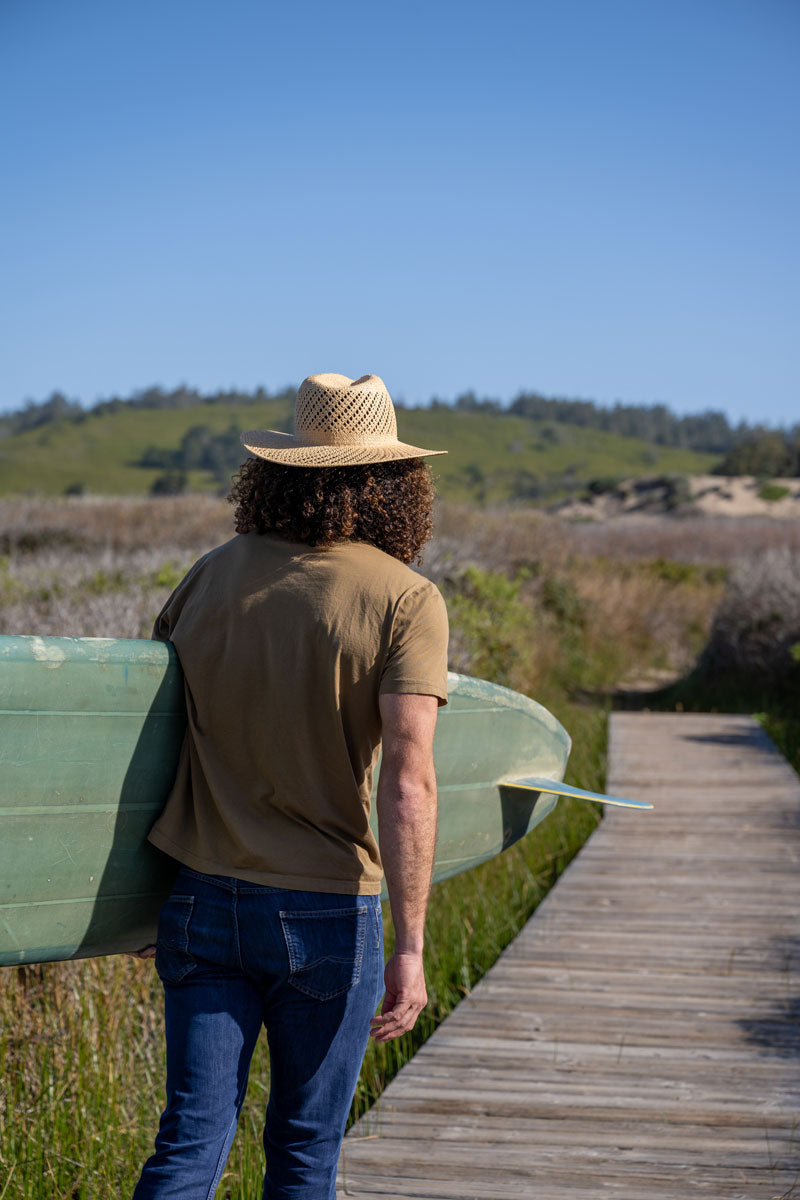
[338,713,800,1199]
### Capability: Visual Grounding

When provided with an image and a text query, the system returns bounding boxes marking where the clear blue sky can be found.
[1,0,797,424]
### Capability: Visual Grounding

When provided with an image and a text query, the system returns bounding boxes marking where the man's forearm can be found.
[376,771,437,952]
[370,692,440,1042]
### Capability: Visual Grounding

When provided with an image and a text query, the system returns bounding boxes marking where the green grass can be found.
[0,400,294,497]
[756,713,800,774]
[0,401,716,501]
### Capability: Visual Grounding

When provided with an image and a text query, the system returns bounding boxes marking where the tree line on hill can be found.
[141,423,246,493]
[0,384,296,437]
[1,384,798,480]
[711,430,800,478]
[460,391,738,452]
[453,391,799,472]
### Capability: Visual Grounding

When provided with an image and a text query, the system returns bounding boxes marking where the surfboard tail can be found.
[501,776,653,810]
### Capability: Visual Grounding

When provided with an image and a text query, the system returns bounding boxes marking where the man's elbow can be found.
[377,768,437,813]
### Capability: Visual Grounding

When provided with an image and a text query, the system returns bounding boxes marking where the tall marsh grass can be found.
[1,496,796,1197]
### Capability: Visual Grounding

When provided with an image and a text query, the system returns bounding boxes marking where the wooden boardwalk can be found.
[338,713,800,1199]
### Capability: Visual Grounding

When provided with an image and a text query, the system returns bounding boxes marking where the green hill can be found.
[0,399,716,503]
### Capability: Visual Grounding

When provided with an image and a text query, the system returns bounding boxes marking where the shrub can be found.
[138,445,176,469]
[663,474,692,512]
[628,474,693,513]
[443,566,533,688]
[714,431,796,477]
[758,482,791,503]
[150,561,184,591]
[585,476,620,496]
[698,549,800,685]
[150,470,187,496]
[461,462,487,502]
[644,558,727,586]
[540,575,586,626]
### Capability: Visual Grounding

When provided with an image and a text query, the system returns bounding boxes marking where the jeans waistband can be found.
[174,865,379,903]
[176,866,288,894]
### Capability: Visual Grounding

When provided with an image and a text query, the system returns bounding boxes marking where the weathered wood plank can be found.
[338,713,800,1198]
[347,1109,800,1152]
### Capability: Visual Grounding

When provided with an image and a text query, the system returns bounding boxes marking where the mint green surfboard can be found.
[0,635,650,966]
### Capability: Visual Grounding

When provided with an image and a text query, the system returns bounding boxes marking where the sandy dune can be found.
[554,474,800,521]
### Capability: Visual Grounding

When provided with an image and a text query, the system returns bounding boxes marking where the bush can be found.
[698,549,800,686]
[629,474,693,513]
[585,476,620,496]
[150,470,187,496]
[138,445,177,469]
[644,558,727,586]
[758,482,791,503]
[714,431,797,477]
[663,474,692,512]
[443,566,533,687]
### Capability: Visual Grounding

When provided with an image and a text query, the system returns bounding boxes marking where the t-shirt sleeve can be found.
[150,556,205,642]
[380,582,449,706]
[151,599,172,642]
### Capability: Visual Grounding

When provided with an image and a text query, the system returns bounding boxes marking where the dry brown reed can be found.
[0,494,233,554]
[424,503,735,689]
[0,496,738,681]
[432,502,800,571]
[3,494,796,570]
[569,562,724,681]
[0,496,233,638]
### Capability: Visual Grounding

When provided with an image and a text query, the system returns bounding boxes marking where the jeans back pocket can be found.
[279,907,367,1001]
[155,894,197,984]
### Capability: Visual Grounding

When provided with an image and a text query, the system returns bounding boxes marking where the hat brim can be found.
[240,429,447,468]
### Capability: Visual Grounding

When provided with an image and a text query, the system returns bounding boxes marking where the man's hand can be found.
[370,950,427,1042]
[126,944,156,960]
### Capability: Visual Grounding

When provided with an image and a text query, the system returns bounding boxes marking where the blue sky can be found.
[1,0,797,424]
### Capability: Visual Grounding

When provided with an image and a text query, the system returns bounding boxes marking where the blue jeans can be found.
[132,867,384,1200]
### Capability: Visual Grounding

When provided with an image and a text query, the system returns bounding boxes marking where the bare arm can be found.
[369,692,439,1042]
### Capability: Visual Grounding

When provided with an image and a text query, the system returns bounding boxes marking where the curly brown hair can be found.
[228,457,435,564]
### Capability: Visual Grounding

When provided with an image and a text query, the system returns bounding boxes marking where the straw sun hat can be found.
[241,373,446,467]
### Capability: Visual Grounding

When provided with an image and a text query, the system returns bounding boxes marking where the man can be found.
[132,373,449,1199]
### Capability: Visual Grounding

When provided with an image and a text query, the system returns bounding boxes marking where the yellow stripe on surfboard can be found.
[502,776,653,810]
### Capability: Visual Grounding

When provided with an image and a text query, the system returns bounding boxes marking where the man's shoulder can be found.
[195,534,241,565]
[331,541,438,598]
[195,531,294,570]
[190,533,438,604]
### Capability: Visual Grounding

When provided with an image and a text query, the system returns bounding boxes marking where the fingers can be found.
[369,997,424,1041]
[126,945,157,960]
[369,950,427,1041]
[369,985,427,1041]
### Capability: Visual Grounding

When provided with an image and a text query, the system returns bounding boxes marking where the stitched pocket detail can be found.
[155,894,196,984]
[279,907,367,1001]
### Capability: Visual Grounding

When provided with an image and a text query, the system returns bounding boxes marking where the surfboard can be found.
[0,634,650,966]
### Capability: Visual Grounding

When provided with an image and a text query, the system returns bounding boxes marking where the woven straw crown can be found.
[241,373,446,467]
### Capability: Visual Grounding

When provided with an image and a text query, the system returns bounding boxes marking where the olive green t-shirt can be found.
[147,531,449,894]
